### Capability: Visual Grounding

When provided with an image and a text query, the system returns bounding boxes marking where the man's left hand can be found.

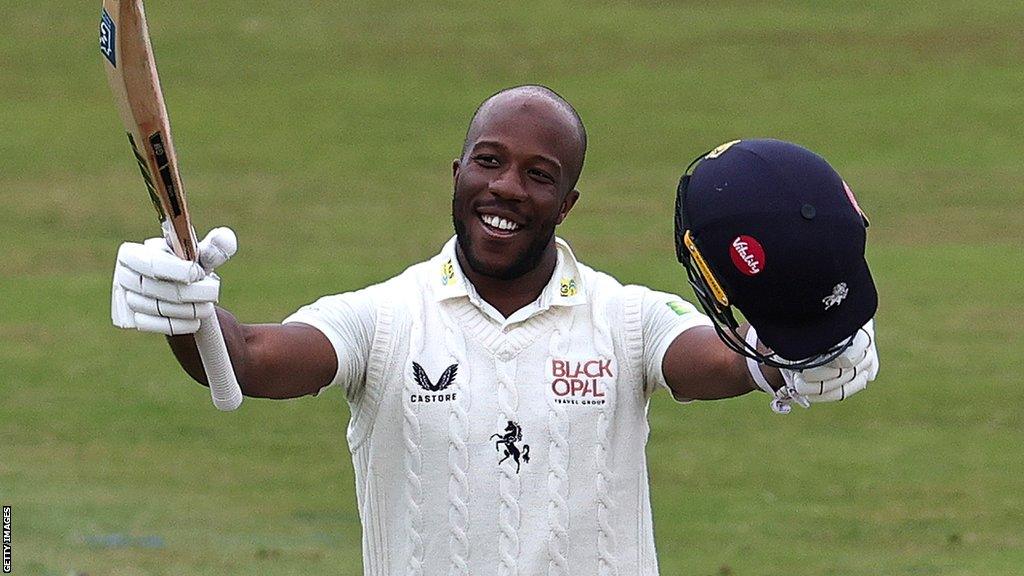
[781,320,878,403]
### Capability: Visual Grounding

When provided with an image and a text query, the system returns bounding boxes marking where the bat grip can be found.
[194,313,243,411]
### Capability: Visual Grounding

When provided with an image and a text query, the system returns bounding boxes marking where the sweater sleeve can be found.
[282,287,378,399]
[640,289,712,399]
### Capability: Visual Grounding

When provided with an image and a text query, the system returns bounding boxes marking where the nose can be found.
[487,166,527,201]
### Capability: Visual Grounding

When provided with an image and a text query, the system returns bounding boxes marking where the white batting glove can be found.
[780,319,878,405]
[111,227,237,335]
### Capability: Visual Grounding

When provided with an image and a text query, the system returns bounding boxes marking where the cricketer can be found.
[111,85,879,574]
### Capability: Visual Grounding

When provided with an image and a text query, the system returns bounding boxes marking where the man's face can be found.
[452,95,581,280]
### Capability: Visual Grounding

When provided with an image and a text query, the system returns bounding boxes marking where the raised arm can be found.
[167,313,336,399]
[642,294,783,402]
[112,228,340,400]
[660,324,778,401]
[646,293,875,410]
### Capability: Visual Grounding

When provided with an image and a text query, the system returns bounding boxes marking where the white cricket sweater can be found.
[285,237,711,575]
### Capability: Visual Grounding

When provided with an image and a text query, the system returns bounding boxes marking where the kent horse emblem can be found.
[491,421,530,473]
[412,362,458,391]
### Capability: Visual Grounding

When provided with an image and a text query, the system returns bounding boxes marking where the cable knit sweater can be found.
[285,237,711,575]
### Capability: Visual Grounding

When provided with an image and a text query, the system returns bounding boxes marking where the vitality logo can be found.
[410,361,458,403]
[730,235,765,276]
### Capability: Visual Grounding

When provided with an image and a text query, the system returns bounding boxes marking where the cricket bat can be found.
[100,0,243,411]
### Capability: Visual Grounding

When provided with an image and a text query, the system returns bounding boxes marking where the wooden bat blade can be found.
[101,0,242,412]
[101,0,196,261]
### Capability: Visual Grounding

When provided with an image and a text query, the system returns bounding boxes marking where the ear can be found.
[556,189,580,225]
[452,158,461,182]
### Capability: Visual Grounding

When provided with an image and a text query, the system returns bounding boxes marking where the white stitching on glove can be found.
[111,227,237,336]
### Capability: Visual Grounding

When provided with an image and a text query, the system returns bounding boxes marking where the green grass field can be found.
[3,1,1023,574]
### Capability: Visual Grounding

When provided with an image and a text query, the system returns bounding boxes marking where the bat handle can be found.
[194,313,243,411]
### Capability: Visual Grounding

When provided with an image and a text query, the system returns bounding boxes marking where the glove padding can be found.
[111,227,237,335]
[781,319,878,404]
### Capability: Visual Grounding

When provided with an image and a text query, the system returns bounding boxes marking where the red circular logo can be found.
[729,235,765,276]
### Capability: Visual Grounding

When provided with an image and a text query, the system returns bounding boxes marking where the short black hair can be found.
[461,85,587,190]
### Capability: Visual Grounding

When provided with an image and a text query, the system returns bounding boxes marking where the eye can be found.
[528,168,554,184]
[473,154,499,167]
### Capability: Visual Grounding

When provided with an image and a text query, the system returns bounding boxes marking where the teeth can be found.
[481,214,520,232]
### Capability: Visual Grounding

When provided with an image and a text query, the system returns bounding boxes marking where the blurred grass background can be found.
[2,0,1022,574]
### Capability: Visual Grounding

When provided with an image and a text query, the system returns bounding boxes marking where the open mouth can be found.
[479,213,522,236]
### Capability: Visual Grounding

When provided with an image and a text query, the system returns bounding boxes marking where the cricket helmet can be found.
[674,139,877,368]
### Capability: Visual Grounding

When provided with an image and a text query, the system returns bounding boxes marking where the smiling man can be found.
[452,86,584,318]
[110,85,879,575]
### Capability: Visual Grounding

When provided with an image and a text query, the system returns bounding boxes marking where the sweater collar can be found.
[431,236,588,322]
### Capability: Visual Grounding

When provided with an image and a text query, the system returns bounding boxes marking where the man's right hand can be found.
[111,227,336,398]
[112,227,237,336]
